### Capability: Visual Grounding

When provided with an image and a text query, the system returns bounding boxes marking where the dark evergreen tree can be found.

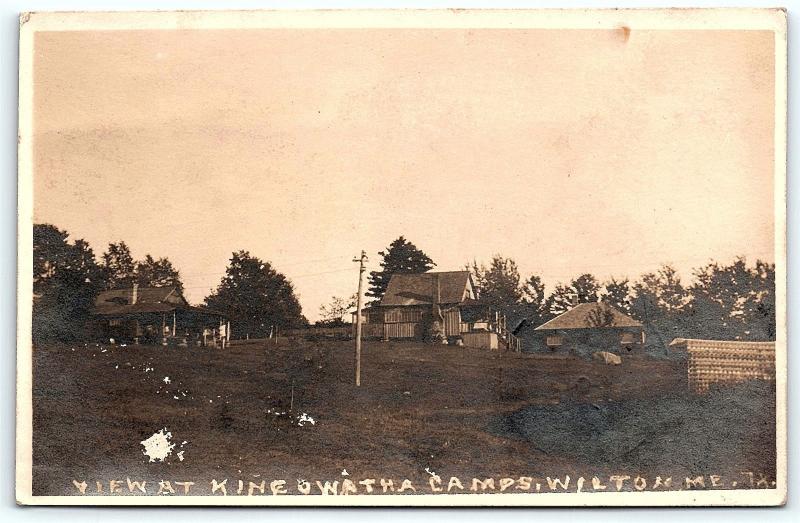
[367,236,435,300]
[204,251,306,338]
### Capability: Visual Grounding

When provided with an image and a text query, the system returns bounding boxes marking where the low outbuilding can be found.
[530,301,644,353]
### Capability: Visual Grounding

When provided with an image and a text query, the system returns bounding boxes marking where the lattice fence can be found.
[671,339,776,393]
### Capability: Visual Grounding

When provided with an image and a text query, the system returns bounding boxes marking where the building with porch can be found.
[91,284,229,347]
[355,271,521,350]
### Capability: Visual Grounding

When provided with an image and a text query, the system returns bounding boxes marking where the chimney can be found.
[131,283,139,305]
[569,293,578,308]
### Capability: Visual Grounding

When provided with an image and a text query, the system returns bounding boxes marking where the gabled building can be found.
[92,284,228,346]
[356,271,520,350]
[531,301,644,353]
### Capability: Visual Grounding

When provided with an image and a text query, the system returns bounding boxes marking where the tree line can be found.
[32,224,306,342]
[323,236,776,344]
[33,225,775,346]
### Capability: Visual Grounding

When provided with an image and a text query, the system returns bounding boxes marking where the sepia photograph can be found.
[16,8,786,506]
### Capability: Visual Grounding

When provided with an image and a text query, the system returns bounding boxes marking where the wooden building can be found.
[531,301,644,353]
[355,271,521,350]
[91,284,229,347]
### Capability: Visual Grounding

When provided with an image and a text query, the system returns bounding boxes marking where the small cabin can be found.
[530,301,644,353]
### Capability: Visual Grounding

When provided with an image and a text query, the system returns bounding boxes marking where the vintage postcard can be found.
[17,9,786,506]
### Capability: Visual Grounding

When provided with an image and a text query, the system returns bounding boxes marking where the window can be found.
[546,335,563,347]
[621,332,636,345]
[109,319,122,327]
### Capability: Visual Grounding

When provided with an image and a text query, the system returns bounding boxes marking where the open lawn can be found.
[30,340,776,496]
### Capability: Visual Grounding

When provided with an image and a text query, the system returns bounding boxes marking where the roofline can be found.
[534,323,642,331]
[392,270,470,275]
[91,307,178,316]
[533,303,643,331]
[97,285,178,293]
[92,305,226,317]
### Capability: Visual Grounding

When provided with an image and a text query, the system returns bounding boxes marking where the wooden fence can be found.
[228,323,522,351]
[670,338,776,393]
[228,326,352,346]
[282,326,353,339]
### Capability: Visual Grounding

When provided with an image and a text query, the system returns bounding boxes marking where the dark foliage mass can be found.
[33,224,104,342]
[135,254,184,292]
[467,256,776,345]
[101,241,183,292]
[367,236,436,301]
[34,224,296,343]
[32,223,775,346]
[204,250,307,338]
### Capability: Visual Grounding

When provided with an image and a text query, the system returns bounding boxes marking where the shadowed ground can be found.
[30,340,776,496]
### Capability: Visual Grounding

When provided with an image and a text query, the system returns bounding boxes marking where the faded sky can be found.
[32,29,775,320]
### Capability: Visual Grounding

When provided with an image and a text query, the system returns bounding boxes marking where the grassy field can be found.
[30,340,776,496]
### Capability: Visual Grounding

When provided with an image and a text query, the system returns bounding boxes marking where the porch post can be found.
[172,310,177,336]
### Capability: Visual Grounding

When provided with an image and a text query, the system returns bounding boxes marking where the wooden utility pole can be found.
[353,250,368,386]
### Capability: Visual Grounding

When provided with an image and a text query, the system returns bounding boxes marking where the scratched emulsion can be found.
[140,429,175,463]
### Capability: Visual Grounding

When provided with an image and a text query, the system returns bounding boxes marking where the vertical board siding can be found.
[444,309,461,337]
[384,308,424,323]
[384,322,418,339]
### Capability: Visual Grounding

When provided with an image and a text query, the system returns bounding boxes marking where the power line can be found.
[179,267,356,289]
[178,255,355,278]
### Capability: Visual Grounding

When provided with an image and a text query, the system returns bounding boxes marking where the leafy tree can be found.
[687,258,775,340]
[520,274,550,327]
[547,273,600,315]
[204,251,306,338]
[317,294,357,327]
[628,264,688,347]
[603,277,631,313]
[136,254,183,292]
[367,236,435,300]
[469,257,551,329]
[101,241,136,289]
[750,260,777,340]
[33,224,103,342]
[471,256,525,322]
